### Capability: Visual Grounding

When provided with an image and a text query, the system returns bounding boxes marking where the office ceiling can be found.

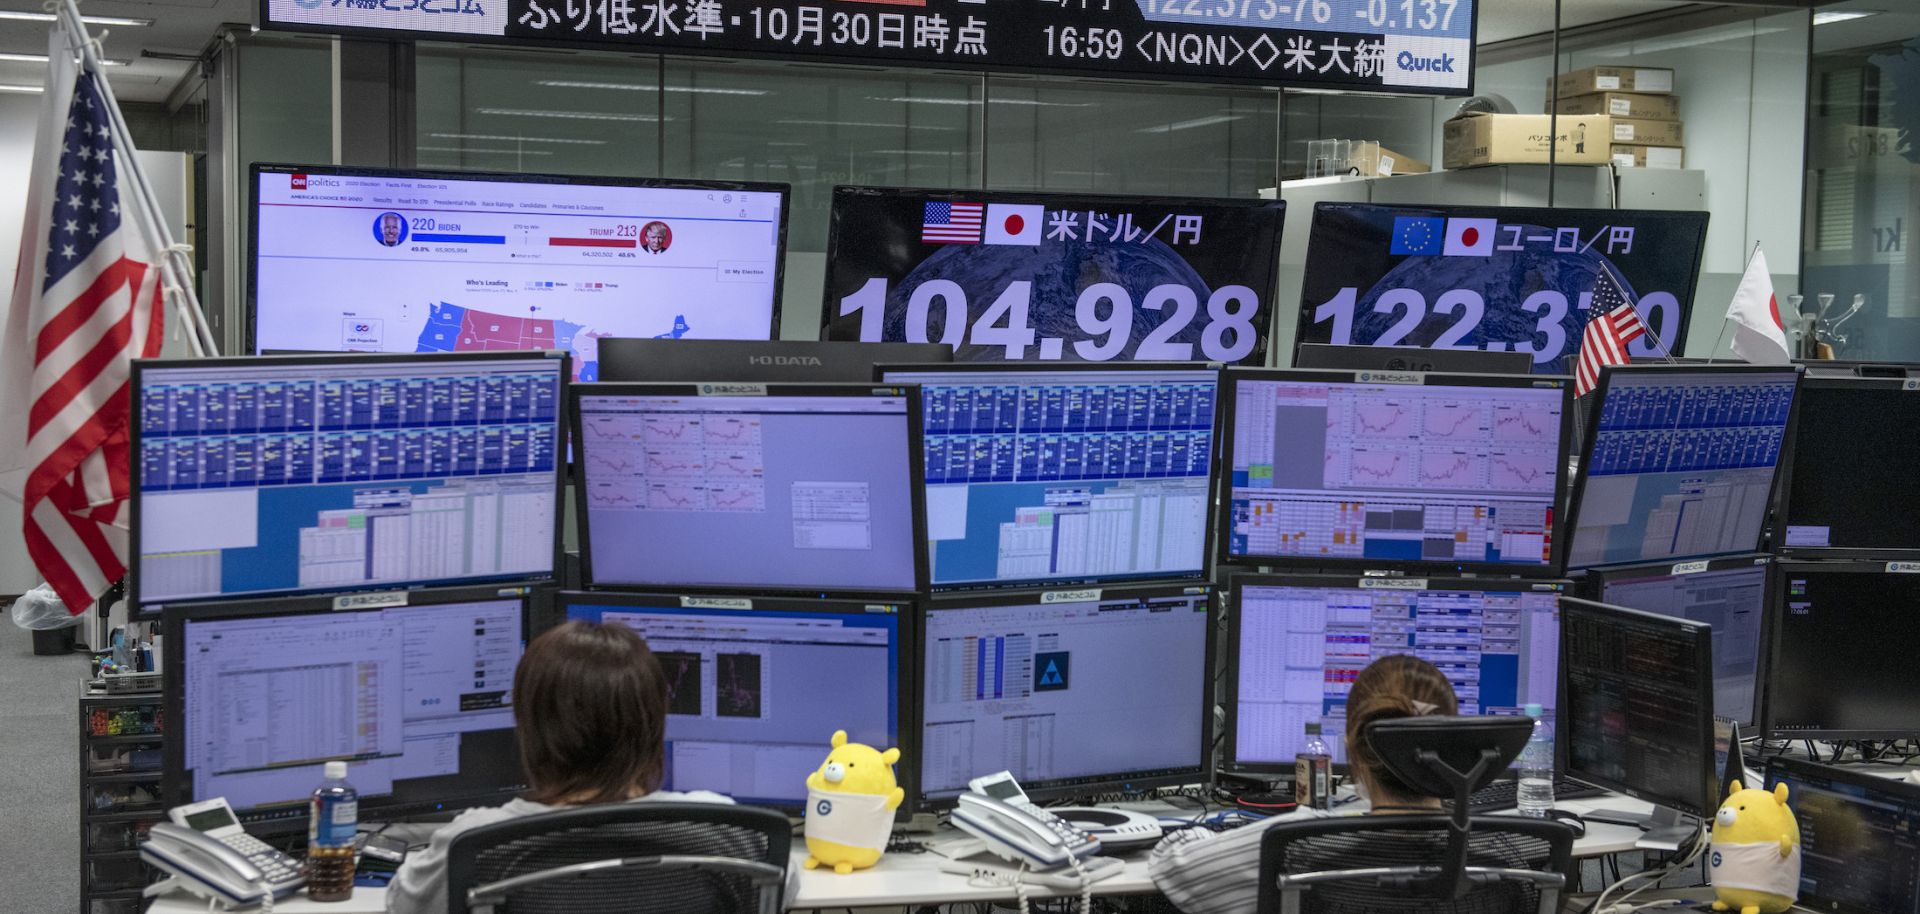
[0,0,1834,105]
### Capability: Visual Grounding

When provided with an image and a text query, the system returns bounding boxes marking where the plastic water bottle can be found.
[1296,721,1333,810]
[1516,702,1554,818]
[307,761,358,901]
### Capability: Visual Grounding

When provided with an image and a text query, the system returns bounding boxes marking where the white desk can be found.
[147,793,1659,912]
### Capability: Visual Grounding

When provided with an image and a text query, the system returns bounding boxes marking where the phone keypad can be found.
[223,834,305,886]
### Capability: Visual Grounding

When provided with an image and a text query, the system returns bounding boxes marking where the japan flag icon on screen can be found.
[985,204,1044,245]
[1443,218,1497,256]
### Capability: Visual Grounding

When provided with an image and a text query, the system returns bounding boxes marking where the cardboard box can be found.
[1556,91,1682,121]
[1351,144,1431,176]
[1608,116,1683,147]
[1610,144,1686,169]
[1552,66,1676,98]
[1443,113,1614,169]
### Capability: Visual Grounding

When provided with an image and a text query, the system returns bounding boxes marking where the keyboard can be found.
[1463,778,1606,813]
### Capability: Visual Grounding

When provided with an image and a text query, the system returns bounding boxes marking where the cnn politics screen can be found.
[250,165,788,380]
[822,186,1285,365]
[1295,203,1709,376]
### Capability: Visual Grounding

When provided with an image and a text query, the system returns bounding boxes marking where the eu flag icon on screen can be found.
[1390,216,1445,255]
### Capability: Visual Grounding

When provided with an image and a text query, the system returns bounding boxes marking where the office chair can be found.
[444,802,791,914]
[1255,717,1576,914]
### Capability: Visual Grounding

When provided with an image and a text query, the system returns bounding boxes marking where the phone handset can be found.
[950,771,1100,869]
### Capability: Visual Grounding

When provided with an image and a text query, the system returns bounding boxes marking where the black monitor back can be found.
[595,338,950,382]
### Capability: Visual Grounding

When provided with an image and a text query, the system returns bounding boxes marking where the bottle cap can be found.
[1523,703,1543,719]
[1305,721,1322,735]
[324,760,348,780]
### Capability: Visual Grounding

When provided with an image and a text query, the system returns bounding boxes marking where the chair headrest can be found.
[1365,716,1533,798]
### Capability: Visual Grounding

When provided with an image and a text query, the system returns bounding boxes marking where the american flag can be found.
[12,70,165,614]
[1573,269,1647,397]
[922,201,983,244]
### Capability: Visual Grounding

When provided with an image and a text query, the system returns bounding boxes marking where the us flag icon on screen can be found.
[923,201,983,244]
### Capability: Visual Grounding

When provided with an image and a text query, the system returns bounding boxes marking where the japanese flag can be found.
[1443,218,1496,256]
[985,204,1043,245]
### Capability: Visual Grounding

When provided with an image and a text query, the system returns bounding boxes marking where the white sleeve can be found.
[385,807,515,914]
[1147,821,1280,914]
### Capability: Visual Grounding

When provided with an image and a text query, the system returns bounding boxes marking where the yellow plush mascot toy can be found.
[803,730,904,875]
[1710,782,1802,914]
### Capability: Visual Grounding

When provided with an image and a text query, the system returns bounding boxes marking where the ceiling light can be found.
[871,96,1094,108]
[418,146,553,156]
[0,51,129,66]
[475,107,662,122]
[774,118,958,131]
[532,79,768,95]
[427,132,608,146]
[1813,10,1879,25]
[0,82,41,93]
[1136,114,1242,133]
[0,10,154,25]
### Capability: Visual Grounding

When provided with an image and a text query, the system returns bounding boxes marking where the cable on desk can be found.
[1588,825,1708,914]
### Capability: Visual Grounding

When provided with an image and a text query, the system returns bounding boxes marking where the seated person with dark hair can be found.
[1150,655,1553,914]
[387,621,794,914]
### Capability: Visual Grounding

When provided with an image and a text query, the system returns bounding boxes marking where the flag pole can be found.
[54,0,219,358]
[1705,241,1764,365]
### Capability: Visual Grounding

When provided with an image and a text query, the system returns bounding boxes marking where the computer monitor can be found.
[876,364,1220,592]
[249,164,788,379]
[572,383,924,594]
[560,591,911,812]
[1764,561,1920,740]
[823,186,1285,365]
[1593,555,1771,728]
[1564,365,1801,571]
[1778,374,1920,557]
[1220,369,1573,576]
[1295,202,1708,375]
[163,587,534,833]
[1294,343,1534,376]
[1765,756,1920,914]
[131,352,567,614]
[917,584,1214,806]
[596,339,952,383]
[1559,596,1718,847]
[1223,575,1566,774]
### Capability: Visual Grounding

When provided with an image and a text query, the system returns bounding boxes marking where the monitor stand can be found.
[1584,805,1698,851]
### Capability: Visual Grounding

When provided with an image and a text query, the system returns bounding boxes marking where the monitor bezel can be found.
[1761,559,1920,740]
[1558,595,1719,821]
[1775,373,1920,559]
[1763,754,1920,914]
[1291,201,1709,372]
[1220,572,1572,777]
[1216,367,1576,577]
[568,381,930,597]
[821,184,1287,367]
[246,162,792,356]
[161,583,546,835]
[1585,553,1775,730]
[913,581,1218,809]
[877,360,1226,594]
[1562,362,1804,573]
[556,588,919,816]
[129,350,571,617]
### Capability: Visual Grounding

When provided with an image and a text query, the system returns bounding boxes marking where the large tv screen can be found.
[250,164,788,380]
[1295,203,1709,376]
[822,186,1284,365]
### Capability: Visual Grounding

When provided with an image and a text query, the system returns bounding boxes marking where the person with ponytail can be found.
[1147,654,1460,914]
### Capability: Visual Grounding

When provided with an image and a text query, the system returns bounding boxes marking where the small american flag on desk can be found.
[1573,267,1647,397]
[923,201,983,244]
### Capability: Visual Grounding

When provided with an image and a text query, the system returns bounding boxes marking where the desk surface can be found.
[146,793,1658,913]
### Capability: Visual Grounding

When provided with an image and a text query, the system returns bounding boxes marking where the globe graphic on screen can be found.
[882,237,1215,362]
[1350,230,1647,376]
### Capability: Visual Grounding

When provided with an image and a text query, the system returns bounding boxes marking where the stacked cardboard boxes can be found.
[1553,66,1684,170]
[1441,65,1684,170]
